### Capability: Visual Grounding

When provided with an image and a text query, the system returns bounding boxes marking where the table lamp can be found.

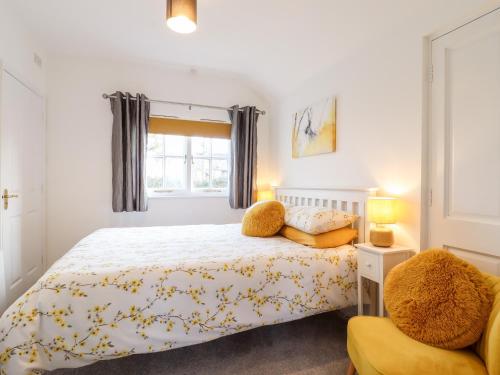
[257,184,274,201]
[367,197,398,247]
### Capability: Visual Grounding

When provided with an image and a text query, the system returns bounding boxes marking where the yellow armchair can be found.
[346,274,500,375]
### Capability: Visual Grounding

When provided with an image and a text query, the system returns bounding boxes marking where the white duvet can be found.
[0,224,357,374]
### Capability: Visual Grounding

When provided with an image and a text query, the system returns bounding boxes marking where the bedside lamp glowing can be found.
[257,189,274,202]
[256,183,274,201]
[367,197,398,247]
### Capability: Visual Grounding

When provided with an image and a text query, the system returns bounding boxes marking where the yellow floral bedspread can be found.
[0,224,357,374]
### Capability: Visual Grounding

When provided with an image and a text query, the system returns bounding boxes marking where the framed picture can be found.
[292,96,336,158]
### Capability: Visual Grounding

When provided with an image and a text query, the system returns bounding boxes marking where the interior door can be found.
[0,68,45,311]
[429,8,500,275]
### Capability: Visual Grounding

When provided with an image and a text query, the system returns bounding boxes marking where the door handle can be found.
[2,189,19,210]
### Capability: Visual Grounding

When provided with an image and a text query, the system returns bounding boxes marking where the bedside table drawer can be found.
[358,251,380,280]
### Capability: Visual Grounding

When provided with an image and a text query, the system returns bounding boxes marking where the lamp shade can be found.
[367,197,398,224]
[166,0,197,34]
[256,183,274,201]
[257,190,274,202]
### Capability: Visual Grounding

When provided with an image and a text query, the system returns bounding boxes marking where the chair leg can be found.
[347,360,356,375]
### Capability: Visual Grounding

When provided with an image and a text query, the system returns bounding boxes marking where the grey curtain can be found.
[110,91,150,212]
[228,105,259,209]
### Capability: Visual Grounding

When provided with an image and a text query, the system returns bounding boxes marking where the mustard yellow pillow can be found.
[384,249,493,349]
[280,225,357,248]
[242,201,285,237]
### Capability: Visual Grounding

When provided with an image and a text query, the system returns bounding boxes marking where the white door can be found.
[429,8,500,275]
[0,69,45,311]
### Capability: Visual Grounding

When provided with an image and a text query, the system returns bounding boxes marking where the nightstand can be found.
[355,243,413,317]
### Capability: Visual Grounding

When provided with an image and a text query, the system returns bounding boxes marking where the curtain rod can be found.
[102,94,266,115]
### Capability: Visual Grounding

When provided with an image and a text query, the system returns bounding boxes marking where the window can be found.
[146,134,230,196]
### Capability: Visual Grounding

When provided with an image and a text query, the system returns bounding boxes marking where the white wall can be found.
[270,29,430,250]
[0,0,47,94]
[269,3,500,251]
[46,57,270,264]
[27,0,500,264]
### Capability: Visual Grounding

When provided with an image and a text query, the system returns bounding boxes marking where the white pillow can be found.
[285,206,358,235]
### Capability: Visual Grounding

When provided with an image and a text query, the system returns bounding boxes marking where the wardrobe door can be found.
[429,8,500,274]
[0,69,45,311]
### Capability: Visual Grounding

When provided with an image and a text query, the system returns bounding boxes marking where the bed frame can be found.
[274,187,378,244]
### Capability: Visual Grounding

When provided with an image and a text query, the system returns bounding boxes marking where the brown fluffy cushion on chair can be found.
[384,249,493,350]
[241,201,285,237]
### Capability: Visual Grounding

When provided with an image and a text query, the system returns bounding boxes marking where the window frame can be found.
[147,135,231,199]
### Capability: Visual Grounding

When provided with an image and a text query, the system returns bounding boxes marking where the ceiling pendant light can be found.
[166,0,197,34]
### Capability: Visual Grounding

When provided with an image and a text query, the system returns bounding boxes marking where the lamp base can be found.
[370,227,394,247]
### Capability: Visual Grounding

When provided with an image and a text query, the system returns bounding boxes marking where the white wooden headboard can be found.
[274,187,378,244]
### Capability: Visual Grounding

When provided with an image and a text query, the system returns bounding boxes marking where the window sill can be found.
[148,193,229,200]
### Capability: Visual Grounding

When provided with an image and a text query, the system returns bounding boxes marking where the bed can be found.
[0,188,374,374]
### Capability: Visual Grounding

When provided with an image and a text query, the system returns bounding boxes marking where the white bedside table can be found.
[355,243,413,316]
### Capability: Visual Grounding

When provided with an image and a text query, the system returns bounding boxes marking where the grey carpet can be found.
[50,311,351,375]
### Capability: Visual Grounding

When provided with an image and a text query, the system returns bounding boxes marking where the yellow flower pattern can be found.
[0,224,357,374]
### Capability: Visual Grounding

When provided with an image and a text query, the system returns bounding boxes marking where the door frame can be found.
[420,3,500,250]
[0,61,47,312]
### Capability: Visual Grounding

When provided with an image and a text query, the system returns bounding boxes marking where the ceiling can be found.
[7,0,492,98]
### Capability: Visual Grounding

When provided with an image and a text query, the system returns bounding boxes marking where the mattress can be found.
[0,224,357,374]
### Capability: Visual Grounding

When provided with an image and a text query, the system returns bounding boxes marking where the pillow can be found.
[384,249,494,349]
[242,200,285,237]
[284,206,358,234]
[280,225,358,248]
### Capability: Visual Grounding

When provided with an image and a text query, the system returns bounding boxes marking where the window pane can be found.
[165,157,186,189]
[147,157,163,189]
[164,135,186,156]
[192,137,211,157]
[212,159,229,188]
[192,158,210,189]
[147,134,164,157]
[212,138,230,158]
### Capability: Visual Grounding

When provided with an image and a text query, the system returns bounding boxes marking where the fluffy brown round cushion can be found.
[384,249,493,349]
[242,201,285,237]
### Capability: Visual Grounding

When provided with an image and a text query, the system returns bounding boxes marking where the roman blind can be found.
[149,116,231,139]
